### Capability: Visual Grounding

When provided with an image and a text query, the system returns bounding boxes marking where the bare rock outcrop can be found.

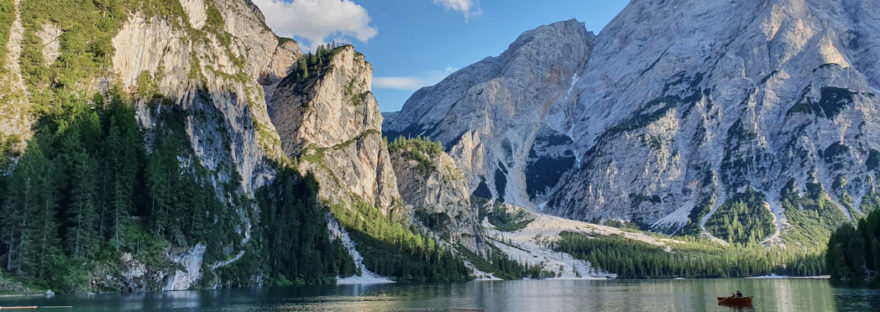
[269,46,401,212]
[384,20,594,210]
[388,140,482,252]
[385,0,880,243]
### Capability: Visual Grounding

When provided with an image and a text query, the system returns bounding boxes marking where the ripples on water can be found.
[1,279,878,311]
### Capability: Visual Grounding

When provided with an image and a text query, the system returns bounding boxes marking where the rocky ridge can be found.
[384,19,594,210]
[388,138,482,252]
[268,46,401,213]
[385,0,880,245]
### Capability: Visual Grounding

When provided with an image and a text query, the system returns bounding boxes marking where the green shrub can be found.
[487,203,534,232]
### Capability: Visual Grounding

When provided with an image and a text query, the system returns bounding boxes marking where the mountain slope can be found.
[385,0,880,248]
[0,0,351,292]
[388,137,482,252]
[384,19,594,209]
[268,45,400,212]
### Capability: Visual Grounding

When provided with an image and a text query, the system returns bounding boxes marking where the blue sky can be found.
[252,0,629,112]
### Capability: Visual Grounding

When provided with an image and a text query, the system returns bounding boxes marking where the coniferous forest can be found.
[0,89,870,293]
[0,92,355,292]
[826,209,880,282]
[555,232,825,279]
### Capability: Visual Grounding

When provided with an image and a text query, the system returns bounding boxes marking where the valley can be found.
[0,0,877,302]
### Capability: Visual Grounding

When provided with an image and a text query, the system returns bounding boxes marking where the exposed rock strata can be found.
[386,0,880,243]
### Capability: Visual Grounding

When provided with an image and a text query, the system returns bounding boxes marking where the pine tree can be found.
[67,151,99,259]
[100,96,143,250]
[2,139,52,276]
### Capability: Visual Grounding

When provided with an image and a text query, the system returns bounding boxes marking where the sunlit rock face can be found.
[268,46,402,213]
[107,0,298,288]
[112,0,296,193]
[386,0,880,239]
[389,144,483,253]
[384,19,594,210]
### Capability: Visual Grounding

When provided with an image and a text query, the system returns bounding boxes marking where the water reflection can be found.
[1,279,875,311]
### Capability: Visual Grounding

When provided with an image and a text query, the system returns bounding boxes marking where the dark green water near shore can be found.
[1,279,877,311]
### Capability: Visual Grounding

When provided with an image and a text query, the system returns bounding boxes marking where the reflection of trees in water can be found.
[0,279,858,311]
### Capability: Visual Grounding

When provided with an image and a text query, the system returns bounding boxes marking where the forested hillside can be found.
[5,0,878,294]
[556,232,824,279]
[827,209,880,282]
[0,0,378,292]
[0,92,358,291]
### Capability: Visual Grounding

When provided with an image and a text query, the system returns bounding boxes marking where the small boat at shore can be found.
[717,296,753,307]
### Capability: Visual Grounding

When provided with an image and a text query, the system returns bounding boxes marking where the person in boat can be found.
[735,290,743,298]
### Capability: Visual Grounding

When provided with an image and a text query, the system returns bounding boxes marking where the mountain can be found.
[266,44,483,253]
[385,0,880,247]
[0,0,861,294]
[384,20,593,210]
[0,0,489,292]
[0,0,303,292]
[268,45,400,213]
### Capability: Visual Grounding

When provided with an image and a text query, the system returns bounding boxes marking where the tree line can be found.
[330,201,471,282]
[555,232,824,279]
[1,94,148,291]
[292,43,346,82]
[458,245,554,280]
[0,92,358,292]
[826,209,880,282]
[255,168,356,285]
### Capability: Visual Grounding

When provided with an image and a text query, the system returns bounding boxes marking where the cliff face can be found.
[388,140,482,252]
[112,0,298,193]
[385,0,880,244]
[268,46,401,212]
[384,20,594,209]
[548,0,880,235]
[0,0,306,291]
[109,0,299,290]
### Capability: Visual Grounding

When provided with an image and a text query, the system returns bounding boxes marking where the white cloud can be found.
[374,67,458,91]
[431,0,481,19]
[252,0,377,49]
[373,77,424,90]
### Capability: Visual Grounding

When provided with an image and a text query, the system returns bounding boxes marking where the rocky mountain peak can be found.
[387,0,880,246]
[384,19,594,209]
[271,45,380,155]
[269,45,399,211]
[385,19,593,133]
[504,19,592,62]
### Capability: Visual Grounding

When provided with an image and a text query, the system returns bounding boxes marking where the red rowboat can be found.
[717,296,753,307]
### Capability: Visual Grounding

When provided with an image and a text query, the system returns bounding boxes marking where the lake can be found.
[1,279,878,311]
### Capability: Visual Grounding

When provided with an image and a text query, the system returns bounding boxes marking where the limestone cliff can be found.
[388,138,482,252]
[385,0,880,246]
[384,19,594,210]
[0,0,304,291]
[112,0,298,193]
[268,46,401,213]
[107,0,299,289]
